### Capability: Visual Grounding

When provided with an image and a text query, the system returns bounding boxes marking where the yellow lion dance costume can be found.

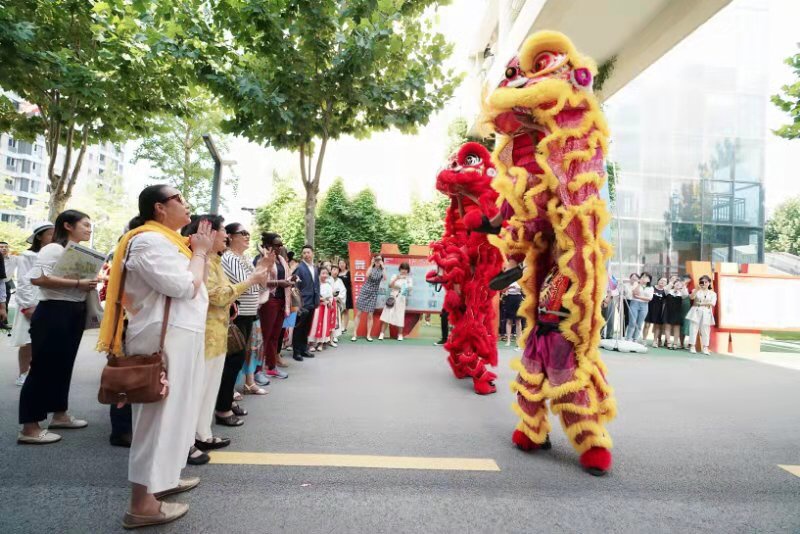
[486,31,616,475]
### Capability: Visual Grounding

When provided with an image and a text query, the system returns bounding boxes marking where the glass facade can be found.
[605,0,767,278]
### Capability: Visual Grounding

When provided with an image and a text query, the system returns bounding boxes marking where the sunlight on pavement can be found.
[208,451,500,471]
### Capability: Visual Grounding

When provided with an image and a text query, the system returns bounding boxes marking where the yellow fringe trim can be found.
[515,421,550,444]
[511,402,550,431]
[561,419,613,453]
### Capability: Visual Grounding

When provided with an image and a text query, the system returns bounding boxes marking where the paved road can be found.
[0,332,798,533]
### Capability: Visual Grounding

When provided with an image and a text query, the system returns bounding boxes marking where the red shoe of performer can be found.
[512,430,552,451]
[579,447,612,476]
[472,369,497,395]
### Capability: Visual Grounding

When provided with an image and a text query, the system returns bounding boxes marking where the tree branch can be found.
[312,135,328,193]
[299,143,308,188]
[59,122,76,195]
[65,127,89,198]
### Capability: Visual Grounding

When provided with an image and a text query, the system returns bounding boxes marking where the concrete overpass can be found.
[468,0,732,103]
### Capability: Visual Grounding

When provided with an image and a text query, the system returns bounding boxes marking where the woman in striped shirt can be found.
[221,224,267,409]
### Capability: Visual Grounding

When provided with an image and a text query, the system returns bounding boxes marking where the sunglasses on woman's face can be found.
[232,231,250,238]
[160,193,185,206]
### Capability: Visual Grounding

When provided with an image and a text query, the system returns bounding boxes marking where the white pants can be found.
[688,319,711,349]
[128,325,205,494]
[195,353,225,442]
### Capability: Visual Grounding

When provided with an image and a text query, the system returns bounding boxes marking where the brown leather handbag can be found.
[97,258,171,405]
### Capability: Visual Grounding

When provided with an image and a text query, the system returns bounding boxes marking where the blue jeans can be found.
[625,300,648,341]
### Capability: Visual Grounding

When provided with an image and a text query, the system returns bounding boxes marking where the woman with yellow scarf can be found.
[97,185,213,530]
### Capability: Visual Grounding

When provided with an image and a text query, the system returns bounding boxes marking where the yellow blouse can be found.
[205,255,249,359]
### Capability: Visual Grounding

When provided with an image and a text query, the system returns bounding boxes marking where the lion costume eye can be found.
[533,52,557,73]
[505,66,518,79]
[465,154,481,166]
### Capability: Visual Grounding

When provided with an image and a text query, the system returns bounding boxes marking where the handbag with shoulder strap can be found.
[97,251,171,405]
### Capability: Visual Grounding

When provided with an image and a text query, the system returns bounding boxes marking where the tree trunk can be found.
[304,184,317,247]
[298,135,329,248]
[48,191,68,221]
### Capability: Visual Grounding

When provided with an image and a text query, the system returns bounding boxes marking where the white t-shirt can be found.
[13,251,40,309]
[633,285,654,302]
[28,243,88,302]
[122,232,208,342]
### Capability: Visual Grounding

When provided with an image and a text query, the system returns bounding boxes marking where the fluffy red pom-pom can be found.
[579,447,612,475]
[462,209,484,230]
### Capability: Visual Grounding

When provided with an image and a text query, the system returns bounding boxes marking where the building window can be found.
[4,178,13,191]
[15,177,30,192]
[7,137,17,150]
[0,214,9,222]
[21,160,32,174]
[17,141,33,155]
[5,156,16,171]
[30,180,40,194]
[99,154,106,163]
[14,197,28,208]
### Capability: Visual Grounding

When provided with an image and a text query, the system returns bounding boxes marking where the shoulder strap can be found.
[158,297,172,352]
[113,235,174,357]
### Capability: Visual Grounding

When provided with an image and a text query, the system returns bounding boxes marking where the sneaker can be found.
[434,339,445,346]
[266,368,289,379]
[398,335,403,341]
[702,348,710,355]
[254,372,271,386]
[689,347,696,354]
[15,372,27,387]
[425,320,431,326]
[505,340,511,347]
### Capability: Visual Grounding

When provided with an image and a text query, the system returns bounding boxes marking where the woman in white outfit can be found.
[98,185,214,529]
[10,222,54,386]
[685,275,717,355]
[379,262,412,341]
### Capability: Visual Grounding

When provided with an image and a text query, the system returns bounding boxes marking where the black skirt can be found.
[663,294,684,325]
[503,293,523,320]
[645,288,666,324]
[341,272,353,309]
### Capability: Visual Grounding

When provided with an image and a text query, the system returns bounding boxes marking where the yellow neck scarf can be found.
[96,220,192,355]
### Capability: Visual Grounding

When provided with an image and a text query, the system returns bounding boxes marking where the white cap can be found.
[26,222,54,244]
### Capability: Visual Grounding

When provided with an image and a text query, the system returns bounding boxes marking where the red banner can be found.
[348,241,373,308]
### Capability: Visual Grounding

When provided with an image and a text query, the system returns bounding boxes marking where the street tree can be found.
[765,197,800,256]
[407,193,448,246]
[134,91,236,212]
[772,45,800,140]
[0,0,226,220]
[253,172,306,254]
[211,0,461,246]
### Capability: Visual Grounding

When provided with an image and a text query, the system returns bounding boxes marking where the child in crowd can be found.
[663,276,689,349]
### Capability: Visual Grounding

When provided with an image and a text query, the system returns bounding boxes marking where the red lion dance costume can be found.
[427,142,504,395]
[486,31,616,475]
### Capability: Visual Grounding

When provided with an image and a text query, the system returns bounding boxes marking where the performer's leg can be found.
[553,385,614,476]
[510,333,551,449]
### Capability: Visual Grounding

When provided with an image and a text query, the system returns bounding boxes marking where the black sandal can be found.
[187,446,210,465]
[231,403,248,417]
[195,436,231,451]
[215,414,244,427]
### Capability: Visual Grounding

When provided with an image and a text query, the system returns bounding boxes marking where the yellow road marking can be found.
[778,465,800,478]
[208,451,500,471]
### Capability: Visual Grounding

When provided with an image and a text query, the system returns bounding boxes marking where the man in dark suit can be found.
[292,244,320,361]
